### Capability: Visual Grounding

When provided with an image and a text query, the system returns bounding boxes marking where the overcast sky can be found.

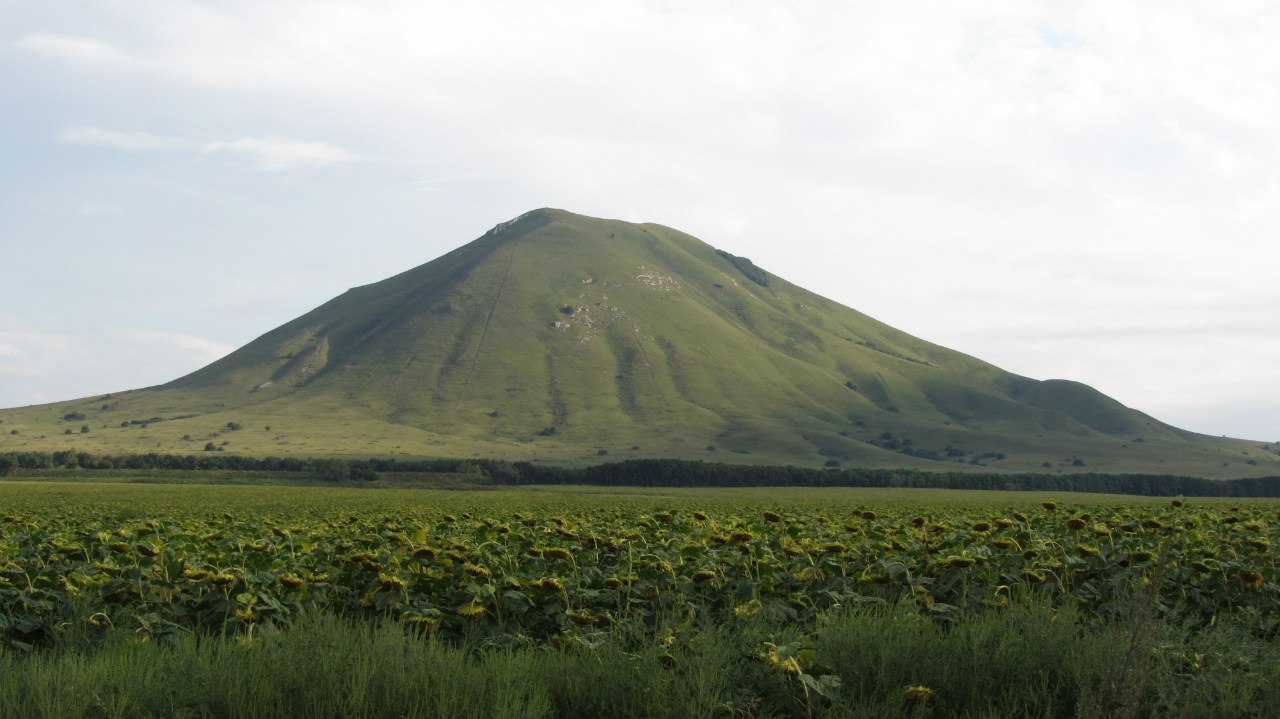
[2,1,1277,442]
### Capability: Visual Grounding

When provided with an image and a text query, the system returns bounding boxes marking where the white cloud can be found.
[106,330,236,364]
[57,126,358,171]
[17,32,132,68]
[0,327,235,408]
[202,137,359,171]
[0,330,87,383]
[59,126,190,152]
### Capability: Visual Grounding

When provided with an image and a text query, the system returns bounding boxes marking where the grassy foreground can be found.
[4,601,1279,719]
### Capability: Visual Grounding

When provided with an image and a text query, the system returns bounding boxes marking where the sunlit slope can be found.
[3,208,1277,477]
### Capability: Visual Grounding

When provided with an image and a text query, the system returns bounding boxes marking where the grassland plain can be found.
[2,481,1278,717]
[4,209,1277,477]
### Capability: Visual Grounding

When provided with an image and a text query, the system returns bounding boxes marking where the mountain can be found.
[2,208,1277,478]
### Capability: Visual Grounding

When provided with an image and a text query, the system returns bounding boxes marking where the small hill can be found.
[3,208,1277,478]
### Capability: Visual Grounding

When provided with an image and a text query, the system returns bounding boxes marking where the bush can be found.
[321,459,351,482]
[715,249,770,287]
[485,461,521,485]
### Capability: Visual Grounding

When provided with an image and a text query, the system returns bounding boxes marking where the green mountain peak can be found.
[3,209,1275,478]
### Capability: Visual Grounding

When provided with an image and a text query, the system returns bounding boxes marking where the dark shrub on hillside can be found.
[714,250,770,287]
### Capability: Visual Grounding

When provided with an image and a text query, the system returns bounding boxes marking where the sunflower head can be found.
[903,685,934,706]
[1238,570,1265,589]
[457,603,487,620]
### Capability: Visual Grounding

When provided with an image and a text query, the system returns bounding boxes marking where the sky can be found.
[1,1,1277,442]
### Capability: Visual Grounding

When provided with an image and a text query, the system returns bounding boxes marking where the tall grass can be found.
[1,602,1277,719]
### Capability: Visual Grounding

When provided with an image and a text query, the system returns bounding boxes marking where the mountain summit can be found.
[4,208,1276,476]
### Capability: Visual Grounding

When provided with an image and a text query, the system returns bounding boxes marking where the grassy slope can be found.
[2,209,1277,478]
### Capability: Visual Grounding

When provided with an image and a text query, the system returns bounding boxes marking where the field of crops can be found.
[2,482,1276,651]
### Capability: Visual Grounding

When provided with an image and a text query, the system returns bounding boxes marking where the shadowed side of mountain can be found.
[1009,379,1191,439]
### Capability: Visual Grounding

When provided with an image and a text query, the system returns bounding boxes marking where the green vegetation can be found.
[715,248,771,287]
[1,482,1277,716]
[4,600,1278,719]
[2,209,1275,478]
[5,451,1280,497]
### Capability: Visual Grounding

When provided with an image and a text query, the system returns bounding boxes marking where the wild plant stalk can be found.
[1122,537,1179,701]
[1079,534,1180,719]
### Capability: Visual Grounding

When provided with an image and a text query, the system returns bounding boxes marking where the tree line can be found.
[1,451,1277,498]
[520,459,1280,497]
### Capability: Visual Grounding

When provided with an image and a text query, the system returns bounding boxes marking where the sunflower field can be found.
[2,483,1276,651]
